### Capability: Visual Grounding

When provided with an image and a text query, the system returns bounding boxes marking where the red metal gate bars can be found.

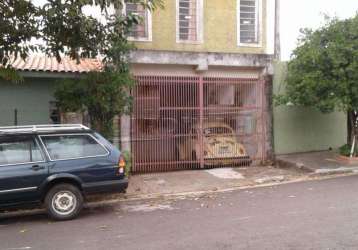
[130,75,266,173]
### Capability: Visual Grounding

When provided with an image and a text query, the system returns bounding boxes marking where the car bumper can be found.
[83,178,129,195]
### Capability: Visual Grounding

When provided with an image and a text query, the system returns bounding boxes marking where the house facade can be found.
[124,0,277,172]
[0,56,101,126]
[0,1,277,173]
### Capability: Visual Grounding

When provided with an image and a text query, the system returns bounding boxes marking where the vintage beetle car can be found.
[0,124,128,220]
[177,121,252,165]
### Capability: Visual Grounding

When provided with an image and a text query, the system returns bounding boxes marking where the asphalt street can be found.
[2,175,358,250]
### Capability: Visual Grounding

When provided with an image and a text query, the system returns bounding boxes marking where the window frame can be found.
[0,135,46,167]
[237,0,263,47]
[176,0,204,44]
[123,2,153,42]
[39,133,110,162]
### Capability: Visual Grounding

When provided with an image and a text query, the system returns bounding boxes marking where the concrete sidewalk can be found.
[97,151,358,202]
[276,151,358,175]
[126,166,305,197]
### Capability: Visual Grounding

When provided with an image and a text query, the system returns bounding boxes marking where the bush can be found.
[54,79,84,112]
[339,144,358,157]
[54,71,133,139]
[122,151,132,177]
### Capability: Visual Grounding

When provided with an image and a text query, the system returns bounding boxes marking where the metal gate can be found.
[131,75,266,173]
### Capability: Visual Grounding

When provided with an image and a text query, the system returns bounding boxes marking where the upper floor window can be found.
[176,0,203,43]
[238,0,261,45]
[125,3,152,41]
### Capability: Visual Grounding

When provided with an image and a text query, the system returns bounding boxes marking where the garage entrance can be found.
[131,75,266,173]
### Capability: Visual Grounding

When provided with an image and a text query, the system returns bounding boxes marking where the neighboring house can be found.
[0,56,101,126]
[125,0,277,172]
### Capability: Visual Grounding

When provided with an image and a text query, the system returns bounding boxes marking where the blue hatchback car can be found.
[0,124,128,220]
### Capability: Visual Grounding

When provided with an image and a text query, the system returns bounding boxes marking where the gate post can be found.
[199,76,204,169]
[261,78,266,162]
[263,75,274,162]
[121,114,131,153]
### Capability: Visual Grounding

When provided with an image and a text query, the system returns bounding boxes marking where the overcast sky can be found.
[281,0,358,60]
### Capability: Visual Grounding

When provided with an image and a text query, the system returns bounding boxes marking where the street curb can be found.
[2,172,358,219]
[275,158,358,177]
[90,171,358,205]
[275,158,314,173]
[309,171,353,177]
[310,167,358,177]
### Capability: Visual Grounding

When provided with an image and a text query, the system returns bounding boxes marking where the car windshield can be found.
[204,127,232,135]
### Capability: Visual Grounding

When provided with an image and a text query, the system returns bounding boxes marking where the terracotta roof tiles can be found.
[9,55,102,73]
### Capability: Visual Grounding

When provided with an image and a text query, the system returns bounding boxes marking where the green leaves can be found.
[276,14,358,114]
[0,0,163,78]
[2,0,161,138]
[0,0,40,82]
[0,0,40,57]
[54,78,86,112]
[55,69,134,138]
[40,0,106,62]
[0,67,24,84]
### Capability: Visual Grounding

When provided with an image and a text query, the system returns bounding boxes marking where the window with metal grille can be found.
[239,0,259,44]
[177,0,203,42]
[125,3,150,40]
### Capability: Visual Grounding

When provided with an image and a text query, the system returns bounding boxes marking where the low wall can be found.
[273,62,347,155]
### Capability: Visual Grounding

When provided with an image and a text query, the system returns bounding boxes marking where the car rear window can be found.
[40,134,108,160]
[0,137,44,166]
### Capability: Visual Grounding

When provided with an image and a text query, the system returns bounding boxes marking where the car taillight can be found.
[118,156,126,175]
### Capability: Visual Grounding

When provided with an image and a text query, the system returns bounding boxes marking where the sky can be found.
[281,0,358,60]
[32,0,358,61]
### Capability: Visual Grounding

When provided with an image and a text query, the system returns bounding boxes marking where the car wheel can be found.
[45,184,83,221]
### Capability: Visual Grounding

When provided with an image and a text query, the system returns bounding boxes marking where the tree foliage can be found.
[0,0,162,68]
[0,0,39,64]
[276,14,358,148]
[0,0,40,82]
[1,0,162,138]
[55,70,134,138]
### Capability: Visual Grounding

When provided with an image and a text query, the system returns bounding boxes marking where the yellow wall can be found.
[133,0,267,54]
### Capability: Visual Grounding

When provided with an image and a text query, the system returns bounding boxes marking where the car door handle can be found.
[31,165,45,171]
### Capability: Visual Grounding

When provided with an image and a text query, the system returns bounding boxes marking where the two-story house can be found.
[122,0,277,172]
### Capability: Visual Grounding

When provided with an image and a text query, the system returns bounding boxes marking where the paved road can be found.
[2,175,358,250]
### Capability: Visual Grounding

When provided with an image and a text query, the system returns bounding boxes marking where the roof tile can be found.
[8,55,102,73]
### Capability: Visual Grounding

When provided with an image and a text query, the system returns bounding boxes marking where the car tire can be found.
[45,184,84,221]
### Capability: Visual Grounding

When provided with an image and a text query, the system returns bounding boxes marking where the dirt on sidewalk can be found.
[126,166,307,197]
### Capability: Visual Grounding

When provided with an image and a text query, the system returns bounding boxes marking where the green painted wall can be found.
[273,62,347,154]
[0,78,57,126]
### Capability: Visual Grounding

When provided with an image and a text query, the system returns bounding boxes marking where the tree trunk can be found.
[348,111,353,145]
[348,110,358,157]
[90,114,114,141]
